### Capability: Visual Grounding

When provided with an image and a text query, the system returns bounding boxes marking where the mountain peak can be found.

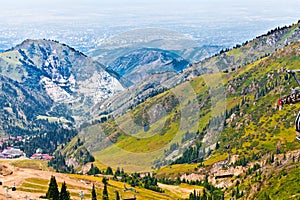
[0,39,125,125]
[13,39,87,58]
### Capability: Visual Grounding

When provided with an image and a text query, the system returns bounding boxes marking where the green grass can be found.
[156,163,199,179]
[11,159,51,171]
[260,164,300,199]
[22,182,48,190]
[37,115,71,123]
[18,187,46,193]
[203,153,228,166]
[234,162,300,200]
[0,51,27,82]
[87,76,211,172]
[20,177,92,199]
[68,174,179,200]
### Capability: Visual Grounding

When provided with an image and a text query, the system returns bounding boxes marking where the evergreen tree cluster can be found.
[46,176,70,200]
[48,152,74,173]
[142,174,164,193]
[23,127,77,156]
[160,175,224,199]
[189,188,224,200]
[173,142,203,164]
[87,164,101,175]
[46,175,97,200]
[110,167,164,193]
[48,138,95,173]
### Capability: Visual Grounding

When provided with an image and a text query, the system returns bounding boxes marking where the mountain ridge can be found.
[0,39,125,134]
[90,21,300,120]
[107,48,190,84]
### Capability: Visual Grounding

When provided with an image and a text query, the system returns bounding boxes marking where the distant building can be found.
[30,153,54,160]
[0,147,24,159]
[9,136,15,140]
[36,148,43,154]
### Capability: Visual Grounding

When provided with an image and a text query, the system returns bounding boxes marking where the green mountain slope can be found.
[154,41,300,199]
[79,21,300,170]
[94,21,300,120]
[76,22,300,199]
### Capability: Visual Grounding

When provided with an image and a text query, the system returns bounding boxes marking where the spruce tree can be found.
[46,175,60,200]
[105,166,113,175]
[102,178,109,200]
[92,184,97,200]
[115,191,120,200]
[59,181,70,200]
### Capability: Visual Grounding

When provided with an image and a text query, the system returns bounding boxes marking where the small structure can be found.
[11,183,16,191]
[35,148,43,154]
[30,153,54,160]
[9,136,15,141]
[0,147,24,159]
[2,138,9,142]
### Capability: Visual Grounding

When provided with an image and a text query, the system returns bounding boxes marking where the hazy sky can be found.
[1,0,299,25]
[0,0,299,50]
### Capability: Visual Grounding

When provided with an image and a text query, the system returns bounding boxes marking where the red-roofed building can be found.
[9,136,16,140]
[30,153,54,160]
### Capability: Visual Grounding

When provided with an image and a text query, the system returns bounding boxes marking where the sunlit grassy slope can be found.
[11,159,51,171]
[82,38,300,174]
[153,42,300,199]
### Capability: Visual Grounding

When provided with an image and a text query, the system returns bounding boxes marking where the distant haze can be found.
[1,0,299,24]
[0,0,299,51]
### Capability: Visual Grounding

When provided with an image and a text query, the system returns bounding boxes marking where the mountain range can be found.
[79,21,300,172]
[107,48,190,84]
[0,39,125,135]
[1,20,300,200]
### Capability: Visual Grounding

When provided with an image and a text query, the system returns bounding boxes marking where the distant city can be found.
[0,20,296,60]
[0,0,299,57]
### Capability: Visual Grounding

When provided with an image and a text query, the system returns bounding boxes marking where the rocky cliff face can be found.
[0,39,125,134]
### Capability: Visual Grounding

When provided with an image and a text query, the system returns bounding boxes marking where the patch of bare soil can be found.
[0,162,93,200]
[0,164,13,176]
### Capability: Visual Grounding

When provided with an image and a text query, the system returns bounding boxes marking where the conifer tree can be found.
[91,183,97,200]
[105,166,113,175]
[115,191,120,200]
[46,175,60,200]
[59,181,70,200]
[102,178,109,200]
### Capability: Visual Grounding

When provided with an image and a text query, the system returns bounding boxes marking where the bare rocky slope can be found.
[0,39,126,135]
